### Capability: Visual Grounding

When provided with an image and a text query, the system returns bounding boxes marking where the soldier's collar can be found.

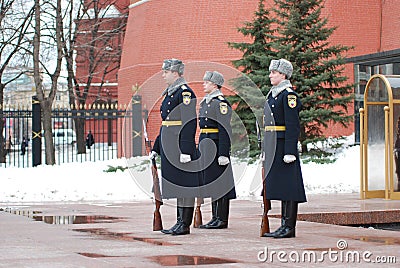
[267,80,292,98]
[162,77,187,96]
[202,89,223,104]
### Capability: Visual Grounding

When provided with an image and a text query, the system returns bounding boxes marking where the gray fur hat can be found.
[269,59,293,79]
[203,71,224,86]
[162,58,184,75]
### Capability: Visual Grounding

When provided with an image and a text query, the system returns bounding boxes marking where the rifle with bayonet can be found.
[143,118,163,231]
[257,119,270,236]
[193,197,203,228]
[151,158,163,231]
[260,166,271,236]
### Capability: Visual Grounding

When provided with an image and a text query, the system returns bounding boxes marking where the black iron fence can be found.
[1,95,143,168]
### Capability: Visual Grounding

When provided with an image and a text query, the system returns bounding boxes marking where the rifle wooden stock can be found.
[193,197,203,228]
[151,158,163,231]
[260,166,271,236]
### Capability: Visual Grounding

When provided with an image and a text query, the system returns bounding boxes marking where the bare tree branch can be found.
[33,0,65,165]
[0,0,34,163]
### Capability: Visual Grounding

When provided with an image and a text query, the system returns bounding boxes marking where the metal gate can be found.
[1,95,143,168]
[360,74,400,200]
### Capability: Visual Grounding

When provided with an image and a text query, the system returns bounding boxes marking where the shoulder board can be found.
[285,87,293,93]
[215,96,230,106]
[181,85,188,90]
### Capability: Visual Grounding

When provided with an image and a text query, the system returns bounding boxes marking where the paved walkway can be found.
[1,193,399,267]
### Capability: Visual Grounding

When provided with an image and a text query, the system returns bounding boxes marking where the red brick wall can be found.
[381,0,400,51]
[75,0,130,105]
[319,0,382,137]
[74,0,130,152]
[119,0,400,154]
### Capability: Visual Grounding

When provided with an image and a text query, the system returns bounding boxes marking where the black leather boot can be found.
[263,200,287,237]
[172,206,194,235]
[161,205,183,234]
[199,199,217,228]
[206,198,229,229]
[274,201,298,239]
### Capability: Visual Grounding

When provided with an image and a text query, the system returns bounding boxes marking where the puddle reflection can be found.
[148,255,238,266]
[74,228,178,246]
[303,248,332,251]
[78,252,121,258]
[3,209,125,225]
[32,215,125,224]
[4,208,42,217]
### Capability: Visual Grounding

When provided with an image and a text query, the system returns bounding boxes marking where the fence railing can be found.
[0,98,143,168]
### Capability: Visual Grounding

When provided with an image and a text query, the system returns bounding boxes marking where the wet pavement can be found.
[1,193,400,267]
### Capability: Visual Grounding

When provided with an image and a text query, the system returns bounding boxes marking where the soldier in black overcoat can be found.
[86,130,95,149]
[197,71,236,229]
[261,59,307,239]
[149,58,199,235]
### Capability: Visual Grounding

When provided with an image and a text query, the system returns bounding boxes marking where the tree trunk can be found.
[32,0,63,165]
[41,101,55,165]
[75,117,86,154]
[0,91,5,163]
[300,126,308,153]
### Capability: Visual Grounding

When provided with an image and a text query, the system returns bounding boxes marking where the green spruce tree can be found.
[227,0,277,159]
[271,0,354,161]
[230,0,354,162]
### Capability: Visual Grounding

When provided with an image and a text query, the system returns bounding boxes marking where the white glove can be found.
[283,155,296,163]
[218,156,230,165]
[395,150,399,158]
[180,154,191,163]
[149,151,157,160]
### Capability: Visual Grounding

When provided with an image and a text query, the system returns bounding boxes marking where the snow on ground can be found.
[0,136,360,203]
